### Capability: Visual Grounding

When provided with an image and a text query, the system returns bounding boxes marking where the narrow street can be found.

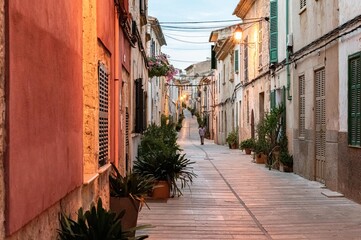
[138,110,361,240]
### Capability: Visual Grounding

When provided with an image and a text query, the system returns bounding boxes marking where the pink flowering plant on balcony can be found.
[148,53,177,82]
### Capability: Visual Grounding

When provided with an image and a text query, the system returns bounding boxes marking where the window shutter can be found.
[348,53,361,146]
[270,90,276,109]
[98,62,109,166]
[234,50,239,73]
[270,0,278,63]
[211,45,217,69]
[135,78,144,133]
[299,75,306,137]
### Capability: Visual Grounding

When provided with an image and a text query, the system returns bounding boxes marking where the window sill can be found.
[83,163,112,185]
[299,6,307,15]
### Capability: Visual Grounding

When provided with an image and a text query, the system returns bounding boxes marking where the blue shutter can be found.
[270,0,278,63]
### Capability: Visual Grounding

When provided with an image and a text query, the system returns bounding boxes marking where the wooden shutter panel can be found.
[270,0,278,63]
[234,50,239,73]
[270,90,276,109]
[349,54,361,146]
[299,75,306,137]
[211,45,217,69]
[98,62,109,166]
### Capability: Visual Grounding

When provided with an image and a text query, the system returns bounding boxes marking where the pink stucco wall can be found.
[6,1,83,235]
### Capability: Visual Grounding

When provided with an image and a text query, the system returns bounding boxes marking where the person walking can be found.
[198,125,206,145]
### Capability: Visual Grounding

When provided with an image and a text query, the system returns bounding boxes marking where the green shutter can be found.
[235,50,239,72]
[270,0,278,63]
[270,90,276,109]
[348,53,361,146]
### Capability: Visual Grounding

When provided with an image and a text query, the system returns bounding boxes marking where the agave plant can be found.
[109,163,154,209]
[58,198,149,240]
[134,150,197,197]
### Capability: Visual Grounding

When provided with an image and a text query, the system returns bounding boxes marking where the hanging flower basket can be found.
[147,54,177,81]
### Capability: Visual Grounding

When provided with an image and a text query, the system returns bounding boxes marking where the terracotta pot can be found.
[245,148,252,155]
[152,180,170,199]
[110,196,140,231]
[255,153,267,164]
[279,162,293,172]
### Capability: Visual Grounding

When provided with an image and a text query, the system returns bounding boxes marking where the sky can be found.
[148,0,241,71]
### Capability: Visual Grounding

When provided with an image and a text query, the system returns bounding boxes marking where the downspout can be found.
[114,9,120,168]
[286,0,292,100]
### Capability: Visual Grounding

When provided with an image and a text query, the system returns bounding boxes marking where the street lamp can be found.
[233,25,243,42]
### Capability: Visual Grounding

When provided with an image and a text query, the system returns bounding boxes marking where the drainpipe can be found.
[286,0,292,100]
[114,9,120,168]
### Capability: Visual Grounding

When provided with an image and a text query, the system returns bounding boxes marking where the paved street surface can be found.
[138,110,361,240]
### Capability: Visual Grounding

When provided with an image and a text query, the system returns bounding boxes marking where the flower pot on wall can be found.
[110,196,140,231]
[152,180,170,199]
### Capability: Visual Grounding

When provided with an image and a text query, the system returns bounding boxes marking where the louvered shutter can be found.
[270,0,278,63]
[299,75,306,137]
[348,54,361,146]
[234,50,239,73]
[98,62,109,166]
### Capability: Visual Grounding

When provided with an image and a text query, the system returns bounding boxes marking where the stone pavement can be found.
[137,111,361,240]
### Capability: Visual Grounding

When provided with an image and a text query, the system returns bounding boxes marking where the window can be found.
[299,75,306,138]
[300,0,306,9]
[98,62,109,166]
[270,0,278,63]
[258,21,263,68]
[244,37,248,83]
[234,50,239,73]
[348,53,361,147]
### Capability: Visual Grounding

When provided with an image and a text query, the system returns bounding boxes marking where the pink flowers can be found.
[148,54,177,82]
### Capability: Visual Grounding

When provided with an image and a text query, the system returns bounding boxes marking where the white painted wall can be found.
[338,0,361,131]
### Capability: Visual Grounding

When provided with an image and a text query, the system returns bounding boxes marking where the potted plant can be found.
[134,150,197,198]
[58,198,149,240]
[109,163,153,231]
[226,129,239,149]
[135,120,197,198]
[240,138,255,154]
[279,152,293,172]
[253,139,269,164]
[147,53,177,82]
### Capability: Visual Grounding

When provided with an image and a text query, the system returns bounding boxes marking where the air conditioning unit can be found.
[287,33,293,47]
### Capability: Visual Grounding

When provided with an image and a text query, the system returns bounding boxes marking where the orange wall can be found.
[6,1,83,235]
[97,0,116,164]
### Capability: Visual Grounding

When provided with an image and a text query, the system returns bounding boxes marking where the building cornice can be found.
[233,0,256,19]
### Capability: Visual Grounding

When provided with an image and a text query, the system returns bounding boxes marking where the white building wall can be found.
[338,1,361,132]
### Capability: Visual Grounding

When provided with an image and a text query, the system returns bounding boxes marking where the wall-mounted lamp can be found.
[233,25,243,42]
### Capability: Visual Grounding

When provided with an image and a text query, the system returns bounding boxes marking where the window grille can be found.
[98,62,109,166]
[300,0,306,9]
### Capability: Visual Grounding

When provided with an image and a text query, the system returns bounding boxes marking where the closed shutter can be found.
[234,50,239,73]
[270,0,278,63]
[315,68,326,183]
[98,62,109,166]
[211,45,217,69]
[135,78,144,133]
[270,90,276,109]
[348,53,361,146]
[299,75,306,137]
